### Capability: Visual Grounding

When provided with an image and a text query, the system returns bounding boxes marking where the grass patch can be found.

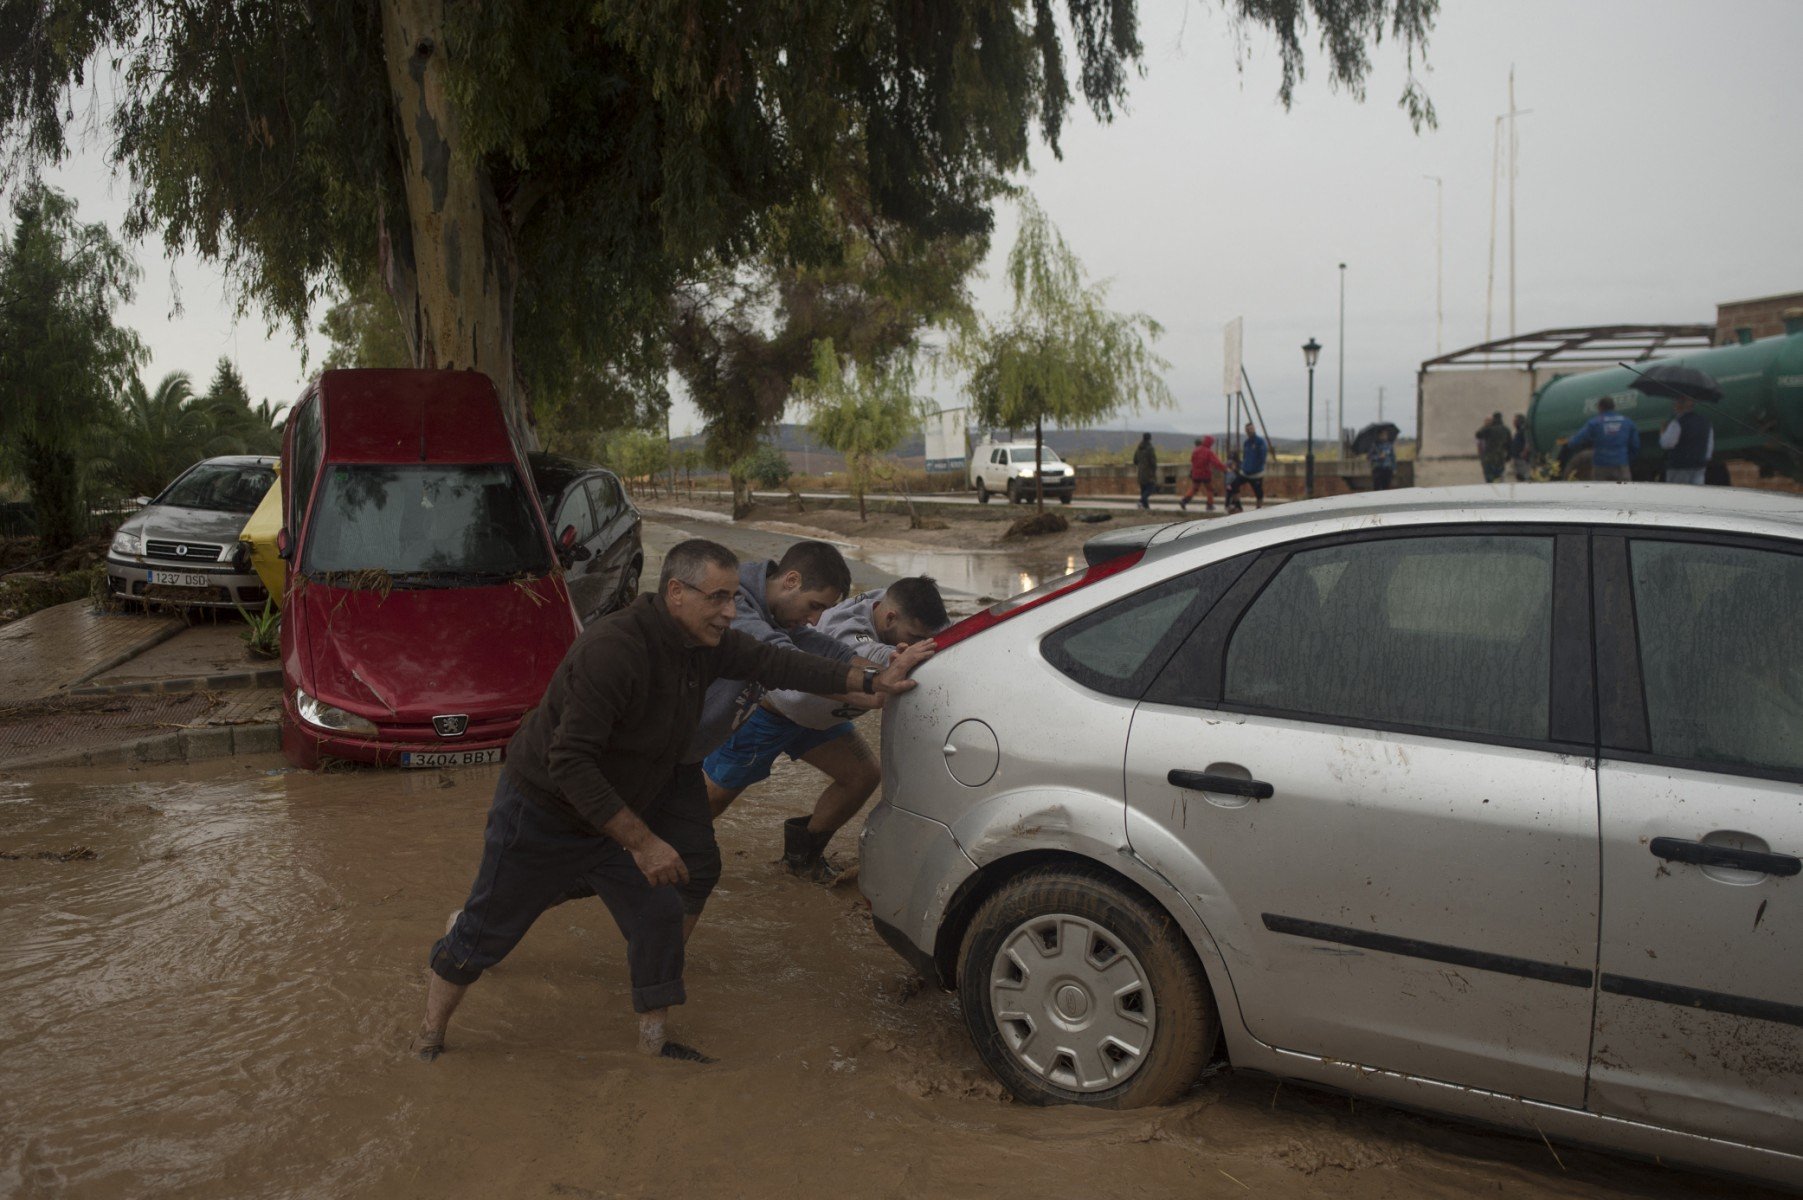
[0,565,106,625]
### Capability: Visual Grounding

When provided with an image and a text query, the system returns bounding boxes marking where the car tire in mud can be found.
[1058,493,1072,505]
[618,561,641,607]
[977,480,991,504]
[958,865,1217,1109]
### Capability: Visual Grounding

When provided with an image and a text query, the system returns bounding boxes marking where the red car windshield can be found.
[302,463,551,582]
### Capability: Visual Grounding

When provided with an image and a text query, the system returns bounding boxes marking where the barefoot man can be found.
[414,538,934,1064]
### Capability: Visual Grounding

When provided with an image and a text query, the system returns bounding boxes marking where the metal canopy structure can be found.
[1421,324,1714,371]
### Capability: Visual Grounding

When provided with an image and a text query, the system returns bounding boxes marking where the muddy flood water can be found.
[0,752,1779,1199]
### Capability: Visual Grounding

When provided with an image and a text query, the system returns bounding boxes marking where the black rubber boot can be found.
[782,816,840,882]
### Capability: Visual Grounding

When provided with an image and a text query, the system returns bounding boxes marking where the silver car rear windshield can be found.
[303,463,550,580]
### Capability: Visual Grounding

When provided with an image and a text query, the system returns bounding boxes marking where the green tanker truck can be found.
[1528,316,1803,481]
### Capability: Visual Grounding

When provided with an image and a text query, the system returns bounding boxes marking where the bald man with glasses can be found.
[416,538,934,1065]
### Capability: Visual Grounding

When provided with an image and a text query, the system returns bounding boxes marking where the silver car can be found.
[860,484,1802,1188]
[106,455,277,609]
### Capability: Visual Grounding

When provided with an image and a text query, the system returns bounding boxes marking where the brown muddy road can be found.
[0,755,1776,1200]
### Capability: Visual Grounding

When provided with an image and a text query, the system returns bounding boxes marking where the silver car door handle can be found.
[1168,769,1274,800]
[1649,837,1800,878]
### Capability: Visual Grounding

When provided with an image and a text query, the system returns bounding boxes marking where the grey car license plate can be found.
[149,570,211,588]
[401,748,502,769]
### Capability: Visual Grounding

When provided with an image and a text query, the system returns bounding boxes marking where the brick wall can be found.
[1716,292,1803,344]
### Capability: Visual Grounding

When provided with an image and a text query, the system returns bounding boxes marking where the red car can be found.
[276,370,579,769]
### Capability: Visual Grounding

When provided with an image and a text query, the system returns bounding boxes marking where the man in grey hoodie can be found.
[703,576,950,880]
[681,540,859,766]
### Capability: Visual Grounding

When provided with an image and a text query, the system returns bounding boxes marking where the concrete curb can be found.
[4,722,282,771]
[71,667,282,697]
[62,617,188,691]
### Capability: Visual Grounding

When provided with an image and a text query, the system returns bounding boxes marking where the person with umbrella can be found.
[1659,394,1715,485]
[1632,363,1722,486]
[1367,427,1397,491]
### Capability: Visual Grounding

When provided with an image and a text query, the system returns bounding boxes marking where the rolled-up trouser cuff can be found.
[632,977,687,1013]
[428,943,484,986]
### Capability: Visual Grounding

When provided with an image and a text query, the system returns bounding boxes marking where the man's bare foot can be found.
[413,1028,446,1062]
[637,1014,715,1063]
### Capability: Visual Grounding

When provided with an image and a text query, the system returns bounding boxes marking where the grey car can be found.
[860,484,1802,1188]
[105,455,277,609]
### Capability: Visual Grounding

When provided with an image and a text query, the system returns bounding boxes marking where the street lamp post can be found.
[1303,337,1321,499]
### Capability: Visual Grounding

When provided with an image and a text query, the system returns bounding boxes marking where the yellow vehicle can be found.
[238,461,285,605]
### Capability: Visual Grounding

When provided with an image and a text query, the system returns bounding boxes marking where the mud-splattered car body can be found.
[275,370,578,769]
[863,483,1803,1188]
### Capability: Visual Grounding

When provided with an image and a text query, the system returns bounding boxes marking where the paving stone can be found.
[179,726,236,760]
[232,725,281,755]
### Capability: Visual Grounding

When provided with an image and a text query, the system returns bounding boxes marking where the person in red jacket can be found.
[1178,435,1228,512]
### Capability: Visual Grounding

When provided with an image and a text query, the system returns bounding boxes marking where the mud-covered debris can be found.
[1001,511,1070,541]
[0,845,98,862]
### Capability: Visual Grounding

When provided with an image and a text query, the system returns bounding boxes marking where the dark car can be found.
[106,455,277,609]
[528,451,644,624]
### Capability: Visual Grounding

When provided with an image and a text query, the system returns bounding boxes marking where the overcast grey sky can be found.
[41,0,1803,442]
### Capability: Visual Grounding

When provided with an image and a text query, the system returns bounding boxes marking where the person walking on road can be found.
[1133,433,1158,510]
[704,576,951,881]
[1474,412,1512,483]
[1367,428,1397,491]
[1178,435,1227,512]
[1659,394,1714,485]
[415,538,934,1066]
[1234,422,1268,510]
[1560,396,1641,483]
[1508,414,1533,481]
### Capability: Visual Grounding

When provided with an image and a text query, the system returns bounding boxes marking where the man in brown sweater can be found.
[415,538,933,1064]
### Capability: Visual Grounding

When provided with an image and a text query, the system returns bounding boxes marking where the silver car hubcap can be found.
[989,913,1155,1092]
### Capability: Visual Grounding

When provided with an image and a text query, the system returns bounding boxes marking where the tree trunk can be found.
[730,472,753,520]
[1033,417,1045,510]
[380,0,531,445]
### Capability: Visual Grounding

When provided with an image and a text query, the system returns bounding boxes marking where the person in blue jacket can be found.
[1561,396,1641,482]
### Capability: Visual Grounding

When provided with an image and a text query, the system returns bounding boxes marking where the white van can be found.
[969,439,1076,504]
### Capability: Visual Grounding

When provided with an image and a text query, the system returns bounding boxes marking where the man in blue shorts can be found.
[703,576,951,881]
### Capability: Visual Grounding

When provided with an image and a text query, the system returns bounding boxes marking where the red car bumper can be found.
[280,708,519,770]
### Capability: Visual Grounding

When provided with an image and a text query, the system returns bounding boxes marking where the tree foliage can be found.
[959,197,1171,507]
[603,428,671,496]
[0,0,1436,453]
[736,443,793,491]
[799,338,925,521]
[0,182,141,550]
[99,363,283,499]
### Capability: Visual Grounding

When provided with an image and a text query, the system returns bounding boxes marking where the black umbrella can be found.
[1351,422,1401,455]
[1626,361,1723,404]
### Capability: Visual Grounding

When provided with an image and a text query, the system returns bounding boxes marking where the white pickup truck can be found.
[968,439,1076,504]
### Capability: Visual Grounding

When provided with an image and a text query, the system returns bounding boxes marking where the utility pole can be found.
[1508,65,1518,339]
[1485,115,1501,353]
[1337,262,1347,456]
[1423,175,1443,355]
[1378,385,1386,423]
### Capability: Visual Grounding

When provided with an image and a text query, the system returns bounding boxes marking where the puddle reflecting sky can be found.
[852,548,1082,603]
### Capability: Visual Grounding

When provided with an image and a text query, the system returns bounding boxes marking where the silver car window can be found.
[1223,535,1554,740]
[1628,539,1803,774]
[1042,554,1254,699]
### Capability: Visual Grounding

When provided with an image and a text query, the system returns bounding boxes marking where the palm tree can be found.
[102,371,208,498]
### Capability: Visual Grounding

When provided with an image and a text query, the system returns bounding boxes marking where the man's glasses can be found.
[677,580,737,606]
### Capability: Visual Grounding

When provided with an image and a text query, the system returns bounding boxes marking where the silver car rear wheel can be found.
[989,913,1156,1092]
[958,865,1218,1108]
